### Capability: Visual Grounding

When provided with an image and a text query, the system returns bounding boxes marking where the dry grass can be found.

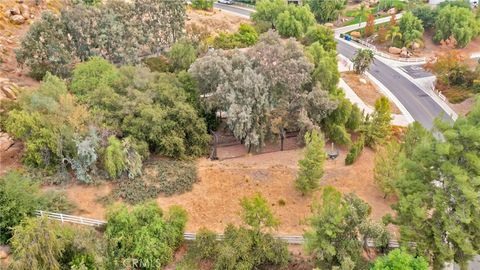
[341,71,401,114]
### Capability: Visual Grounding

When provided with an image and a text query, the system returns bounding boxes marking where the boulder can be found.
[0,245,11,259]
[388,46,402,54]
[0,133,14,152]
[7,6,21,16]
[10,14,25,24]
[400,50,409,58]
[1,85,17,99]
[411,42,421,50]
[324,23,334,28]
[359,78,367,84]
[350,31,361,38]
[387,8,396,15]
[19,4,30,19]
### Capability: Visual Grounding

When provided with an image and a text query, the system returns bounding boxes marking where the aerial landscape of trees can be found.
[0,0,479,269]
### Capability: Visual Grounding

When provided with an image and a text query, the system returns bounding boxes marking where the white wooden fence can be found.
[35,210,401,247]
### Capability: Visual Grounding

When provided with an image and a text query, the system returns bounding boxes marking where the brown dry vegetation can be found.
[341,71,401,114]
[51,144,397,237]
[186,7,250,36]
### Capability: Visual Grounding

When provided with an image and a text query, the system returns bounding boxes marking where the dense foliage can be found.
[213,24,259,49]
[399,12,424,48]
[433,5,479,48]
[252,0,316,38]
[373,140,401,198]
[71,58,209,159]
[308,0,346,23]
[0,172,74,244]
[296,130,325,195]
[372,249,429,270]
[305,186,390,269]
[393,99,480,269]
[5,73,89,173]
[105,202,187,269]
[16,0,186,79]
[190,31,341,150]
[9,217,104,270]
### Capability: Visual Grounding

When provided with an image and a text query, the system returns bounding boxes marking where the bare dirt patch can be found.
[59,145,397,237]
[447,96,477,117]
[341,71,401,114]
[186,7,250,35]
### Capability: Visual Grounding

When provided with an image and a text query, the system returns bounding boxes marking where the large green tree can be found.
[434,6,480,48]
[393,99,480,269]
[374,140,401,198]
[305,186,390,269]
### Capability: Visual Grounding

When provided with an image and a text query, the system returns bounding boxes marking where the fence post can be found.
[60,214,64,223]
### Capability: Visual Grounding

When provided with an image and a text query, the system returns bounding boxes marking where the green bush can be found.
[191,0,214,10]
[345,136,365,165]
[105,202,187,269]
[168,41,197,72]
[189,228,218,259]
[411,5,438,29]
[0,171,75,244]
[213,24,259,49]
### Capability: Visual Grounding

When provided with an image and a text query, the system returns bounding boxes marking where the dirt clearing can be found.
[341,71,401,114]
[58,144,397,236]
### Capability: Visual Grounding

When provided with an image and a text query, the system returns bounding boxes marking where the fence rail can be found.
[35,211,405,247]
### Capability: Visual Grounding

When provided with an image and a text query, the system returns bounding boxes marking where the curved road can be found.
[213,4,454,129]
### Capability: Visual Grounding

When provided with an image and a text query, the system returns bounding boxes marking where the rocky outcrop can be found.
[4,2,31,25]
[0,78,19,100]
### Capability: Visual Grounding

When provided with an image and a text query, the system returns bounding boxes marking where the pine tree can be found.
[394,99,480,269]
[373,140,401,198]
[362,97,392,147]
[295,130,325,196]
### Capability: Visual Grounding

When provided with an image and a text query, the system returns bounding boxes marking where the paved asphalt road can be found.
[399,64,433,79]
[336,41,453,129]
[213,3,252,17]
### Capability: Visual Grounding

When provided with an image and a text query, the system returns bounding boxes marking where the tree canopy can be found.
[393,99,480,269]
[433,5,480,48]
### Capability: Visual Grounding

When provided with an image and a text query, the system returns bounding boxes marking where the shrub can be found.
[168,40,197,72]
[213,24,259,49]
[105,202,187,269]
[399,12,424,49]
[0,172,75,244]
[345,136,365,165]
[104,136,126,179]
[189,228,218,260]
[276,10,303,38]
[411,5,437,29]
[191,0,213,10]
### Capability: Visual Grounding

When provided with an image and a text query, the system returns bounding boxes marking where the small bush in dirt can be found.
[278,199,286,206]
[213,24,259,49]
[345,136,365,165]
